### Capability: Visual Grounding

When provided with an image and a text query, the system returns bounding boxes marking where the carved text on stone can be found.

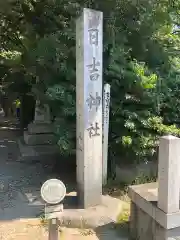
[86,92,101,111]
[87,122,100,138]
[87,57,100,81]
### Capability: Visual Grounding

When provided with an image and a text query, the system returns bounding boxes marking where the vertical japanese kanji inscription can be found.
[102,84,111,185]
[76,8,103,208]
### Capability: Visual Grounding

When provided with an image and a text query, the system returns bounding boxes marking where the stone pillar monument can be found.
[18,100,59,160]
[76,8,103,208]
[34,100,51,124]
[128,135,180,239]
[158,135,180,213]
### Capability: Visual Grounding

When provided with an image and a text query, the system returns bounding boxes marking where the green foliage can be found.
[0,0,180,165]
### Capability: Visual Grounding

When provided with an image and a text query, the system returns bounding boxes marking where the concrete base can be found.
[18,138,60,162]
[128,182,180,240]
[24,131,56,145]
[47,194,122,228]
[28,122,54,134]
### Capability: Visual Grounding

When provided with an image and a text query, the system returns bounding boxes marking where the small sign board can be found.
[41,179,66,205]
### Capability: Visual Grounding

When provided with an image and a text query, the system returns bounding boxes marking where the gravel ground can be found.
[0,118,129,240]
[0,219,48,240]
[0,219,128,240]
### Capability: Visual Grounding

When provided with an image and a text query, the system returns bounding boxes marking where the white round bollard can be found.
[40,178,66,205]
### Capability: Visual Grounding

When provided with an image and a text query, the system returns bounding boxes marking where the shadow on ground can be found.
[55,222,129,240]
[94,222,129,240]
[0,118,77,221]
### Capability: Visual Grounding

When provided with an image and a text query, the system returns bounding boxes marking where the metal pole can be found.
[48,218,58,240]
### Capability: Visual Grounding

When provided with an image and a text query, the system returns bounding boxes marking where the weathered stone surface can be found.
[24,131,56,145]
[18,138,59,161]
[129,182,180,240]
[130,204,153,240]
[76,8,103,208]
[129,202,138,239]
[130,202,180,240]
[138,207,153,240]
[158,135,180,214]
[48,195,122,228]
[28,122,54,134]
[34,101,51,124]
[129,182,180,230]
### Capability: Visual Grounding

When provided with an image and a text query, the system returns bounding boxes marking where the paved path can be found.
[0,118,129,239]
[0,119,57,221]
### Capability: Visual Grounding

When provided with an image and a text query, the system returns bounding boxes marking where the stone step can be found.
[18,138,60,161]
[24,131,56,145]
[28,122,54,134]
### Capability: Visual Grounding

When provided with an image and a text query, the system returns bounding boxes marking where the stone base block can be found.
[46,194,123,228]
[28,122,54,134]
[18,138,59,162]
[24,131,56,145]
[128,182,180,240]
[130,202,180,240]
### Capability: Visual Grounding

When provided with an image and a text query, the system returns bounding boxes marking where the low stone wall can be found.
[130,201,180,240]
[128,136,180,240]
[130,202,162,240]
[129,182,180,240]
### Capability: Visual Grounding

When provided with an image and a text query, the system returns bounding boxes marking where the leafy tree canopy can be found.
[0,0,180,166]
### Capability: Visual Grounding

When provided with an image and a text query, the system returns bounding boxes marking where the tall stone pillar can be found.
[76,8,103,208]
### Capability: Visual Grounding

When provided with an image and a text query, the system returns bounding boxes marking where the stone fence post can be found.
[158,135,180,213]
